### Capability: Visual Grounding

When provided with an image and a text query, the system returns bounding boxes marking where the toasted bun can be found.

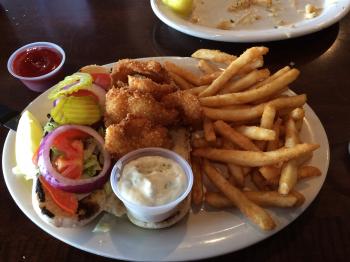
[126,195,191,229]
[79,64,111,75]
[32,177,106,227]
[169,127,191,162]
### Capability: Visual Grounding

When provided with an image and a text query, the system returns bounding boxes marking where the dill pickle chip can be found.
[48,73,93,100]
[51,96,101,125]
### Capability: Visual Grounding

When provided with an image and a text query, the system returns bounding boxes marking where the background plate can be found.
[151,0,350,42]
[2,57,329,261]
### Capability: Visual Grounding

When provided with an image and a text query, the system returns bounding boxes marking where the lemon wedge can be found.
[162,0,193,16]
[13,110,43,180]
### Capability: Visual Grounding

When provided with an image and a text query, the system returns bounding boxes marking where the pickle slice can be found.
[48,73,93,100]
[51,96,101,125]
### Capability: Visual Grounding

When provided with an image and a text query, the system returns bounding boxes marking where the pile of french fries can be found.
[164,47,321,231]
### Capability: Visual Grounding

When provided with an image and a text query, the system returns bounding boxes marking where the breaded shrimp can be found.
[105,87,178,126]
[127,75,178,100]
[111,59,173,86]
[105,115,173,158]
[162,90,202,126]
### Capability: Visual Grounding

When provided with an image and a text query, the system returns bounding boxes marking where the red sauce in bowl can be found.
[12,47,62,77]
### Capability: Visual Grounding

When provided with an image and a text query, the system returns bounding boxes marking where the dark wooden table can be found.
[1,1,350,261]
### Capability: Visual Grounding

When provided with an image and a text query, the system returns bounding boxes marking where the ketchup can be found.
[12,46,62,77]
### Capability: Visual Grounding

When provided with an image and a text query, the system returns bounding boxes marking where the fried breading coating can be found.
[111,59,173,86]
[105,115,173,159]
[105,87,178,126]
[162,90,202,126]
[128,75,178,100]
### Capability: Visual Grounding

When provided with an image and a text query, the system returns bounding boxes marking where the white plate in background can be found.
[151,0,350,42]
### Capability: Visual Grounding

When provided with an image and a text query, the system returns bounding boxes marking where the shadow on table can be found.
[109,214,188,260]
[151,21,339,68]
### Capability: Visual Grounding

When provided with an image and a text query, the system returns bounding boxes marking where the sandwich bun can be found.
[32,177,125,228]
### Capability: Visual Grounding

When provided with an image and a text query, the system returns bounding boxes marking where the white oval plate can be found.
[151,0,350,42]
[2,57,329,261]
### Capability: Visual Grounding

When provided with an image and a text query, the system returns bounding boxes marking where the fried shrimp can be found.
[105,115,173,158]
[111,59,173,86]
[127,75,178,100]
[162,90,202,126]
[105,87,178,126]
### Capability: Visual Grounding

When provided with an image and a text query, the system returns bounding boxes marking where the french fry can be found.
[290,190,305,207]
[260,104,277,129]
[168,71,194,90]
[266,118,282,151]
[285,116,300,147]
[214,120,261,151]
[191,137,223,148]
[198,59,218,74]
[203,117,216,142]
[238,57,264,75]
[205,191,298,208]
[199,47,269,97]
[191,156,204,205]
[249,66,290,90]
[219,69,270,94]
[164,61,201,86]
[264,165,321,187]
[198,71,222,85]
[259,165,281,181]
[191,49,236,64]
[191,137,209,148]
[279,116,300,194]
[279,159,298,195]
[223,141,245,187]
[244,189,297,207]
[251,171,270,191]
[199,68,300,106]
[228,173,238,187]
[290,107,305,131]
[186,85,208,95]
[252,86,290,105]
[256,104,277,150]
[235,125,276,141]
[227,162,246,187]
[290,107,305,121]
[295,152,313,166]
[295,119,304,132]
[192,143,319,167]
[242,167,252,176]
[202,94,307,122]
[220,104,252,110]
[298,165,322,180]
[203,160,276,230]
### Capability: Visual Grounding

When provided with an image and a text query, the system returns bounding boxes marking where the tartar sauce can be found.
[118,156,187,206]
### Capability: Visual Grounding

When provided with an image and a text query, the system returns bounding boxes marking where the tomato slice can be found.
[51,129,88,179]
[39,176,78,215]
[90,73,111,90]
[32,147,40,166]
[70,89,99,103]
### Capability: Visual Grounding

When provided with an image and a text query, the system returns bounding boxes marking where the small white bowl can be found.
[110,148,193,223]
[7,42,65,92]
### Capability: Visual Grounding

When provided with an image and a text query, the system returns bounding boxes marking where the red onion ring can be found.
[52,84,105,109]
[38,125,111,193]
[89,83,106,108]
